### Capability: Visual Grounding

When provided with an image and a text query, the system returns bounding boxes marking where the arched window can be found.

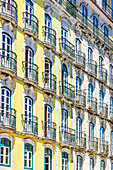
[62,152,68,170]
[93,16,98,35]
[88,84,93,99]
[44,105,52,138]
[45,13,52,28]
[104,26,108,36]
[110,97,113,115]
[23,96,33,133]
[0,138,11,167]
[44,59,52,89]
[25,0,34,14]
[25,46,34,64]
[44,14,52,43]
[76,77,81,95]
[99,56,103,71]
[88,48,93,62]
[61,109,68,132]
[77,155,82,170]
[90,158,94,170]
[100,160,105,170]
[44,148,52,170]
[111,131,113,155]
[82,5,87,26]
[62,64,68,82]
[76,117,82,145]
[89,122,94,140]
[99,90,104,108]
[24,143,33,169]
[76,39,81,52]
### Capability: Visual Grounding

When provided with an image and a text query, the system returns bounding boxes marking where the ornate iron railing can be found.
[99,139,109,155]
[59,126,75,145]
[87,97,97,113]
[43,72,56,92]
[89,137,98,152]
[1,0,17,20]
[22,61,38,83]
[59,81,75,99]
[42,121,56,140]
[75,90,86,107]
[22,114,38,134]
[42,26,56,47]
[23,12,38,35]
[59,38,75,59]
[99,102,108,118]
[99,67,107,83]
[0,107,16,129]
[75,51,86,68]
[0,49,17,73]
[87,59,97,76]
[76,132,86,149]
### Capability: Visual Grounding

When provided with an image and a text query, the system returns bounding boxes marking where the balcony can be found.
[22,114,38,135]
[42,26,56,50]
[43,72,56,94]
[59,81,75,100]
[59,126,75,146]
[0,0,17,26]
[59,38,75,60]
[87,97,97,113]
[0,49,17,76]
[88,137,98,153]
[23,12,38,39]
[75,90,86,109]
[75,51,86,69]
[76,132,86,150]
[42,121,56,140]
[87,59,97,77]
[0,107,16,130]
[99,68,107,84]
[109,76,113,89]
[55,0,76,18]
[99,139,109,156]
[99,103,108,119]
[22,61,38,85]
[102,0,113,19]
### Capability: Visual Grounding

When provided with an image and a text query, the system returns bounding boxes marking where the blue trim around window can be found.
[44,148,52,170]
[24,143,33,170]
[0,138,11,167]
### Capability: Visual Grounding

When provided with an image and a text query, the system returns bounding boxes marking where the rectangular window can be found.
[24,144,33,169]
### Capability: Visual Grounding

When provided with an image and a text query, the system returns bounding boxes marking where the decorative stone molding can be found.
[44,94,54,106]
[25,35,36,46]
[43,48,54,65]
[100,119,106,129]
[88,113,96,125]
[0,74,15,92]
[76,109,84,120]
[44,2,54,16]
[60,14,72,26]
[24,85,36,101]
[2,21,15,32]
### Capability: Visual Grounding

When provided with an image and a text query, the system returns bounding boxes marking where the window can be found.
[61,109,68,132]
[88,84,93,100]
[93,16,98,35]
[44,59,52,89]
[44,148,52,170]
[77,155,82,170]
[23,97,33,132]
[24,143,33,169]
[76,117,82,145]
[82,5,87,26]
[76,39,81,52]
[104,26,108,36]
[111,132,113,155]
[44,14,52,43]
[100,126,104,152]
[111,162,113,170]
[62,64,68,95]
[62,152,68,170]
[90,158,94,170]
[110,97,113,114]
[25,0,34,14]
[0,138,11,167]
[110,65,113,77]
[61,27,68,40]
[88,48,93,62]
[76,77,81,95]
[44,105,52,137]
[89,123,94,141]
[99,90,104,108]
[100,160,105,170]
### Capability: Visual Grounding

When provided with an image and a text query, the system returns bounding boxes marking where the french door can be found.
[45,14,52,43]
[88,84,93,107]
[44,105,52,138]
[93,16,98,36]
[62,64,68,96]
[24,97,33,132]
[1,88,11,126]
[45,59,52,89]
[76,117,82,146]
[62,152,68,170]
[89,123,94,149]
[100,127,104,152]
[82,5,87,27]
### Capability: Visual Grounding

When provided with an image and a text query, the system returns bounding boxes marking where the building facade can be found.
[0,0,113,169]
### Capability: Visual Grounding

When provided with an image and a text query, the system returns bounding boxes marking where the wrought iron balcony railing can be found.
[59,38,75,59]
[1,0,17,21]
[23,12,38,35]
[76,132,86,149]
[42,121,56,140]
[59,81,75,100]
[22,114,38,135]
[22,61,38,83]
[89,137,98,152]
[99,102,108,118]
[0,49,17,74]
[102,0,113,19]
[55,0,76,18]
[109,75,113,89]
[43,72,56,92]
[99,139,109,155]
[75,90,86,108]
[75,51,86,68]
[42,26,56,48]
[87,59,97,77]
[0,107,16,129]
[87,97,97,113]
[99,67,107,83]
[59,126,75,145]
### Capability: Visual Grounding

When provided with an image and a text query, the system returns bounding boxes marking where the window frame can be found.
[24,143,33,170]
[44,148,52,170]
